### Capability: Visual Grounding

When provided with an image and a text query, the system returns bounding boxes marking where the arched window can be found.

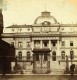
[18,51,22,60]
[61,51,65,59]
[26,51,30,60]
[52,51,56,61]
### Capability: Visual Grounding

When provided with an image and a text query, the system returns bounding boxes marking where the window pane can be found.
[27,54,30,59]
[61,41,65,46]
[53,42,56,46]
[61,54,65,59]
[61,51,65,59]
[70,41,73,46]
[43,41,48,47]
[27,42,30,47]
[18,42,22,48]
[18,52,22,60]
[34,41,40,48]
[44,42,47,47]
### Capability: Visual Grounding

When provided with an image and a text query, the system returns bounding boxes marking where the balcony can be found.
[51,46,57,50]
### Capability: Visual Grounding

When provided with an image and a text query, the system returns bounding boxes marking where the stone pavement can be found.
[0,75,77,80]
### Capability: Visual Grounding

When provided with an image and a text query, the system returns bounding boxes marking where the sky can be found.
[1,0,77,27]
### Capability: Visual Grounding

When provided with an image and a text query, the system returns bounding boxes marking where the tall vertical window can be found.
[53,42,56,46]
[61,51,65,59]
[61,41,65,46]
[34,41,40,48]
[51,40,57,46]
[44,41,48,47]
[70,41,73,46]
[27,42,30,47]
[26,51,30,60]
[18,42,22,48]
[18,51,22,60]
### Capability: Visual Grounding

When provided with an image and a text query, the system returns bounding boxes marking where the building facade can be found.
[2,11,77,74]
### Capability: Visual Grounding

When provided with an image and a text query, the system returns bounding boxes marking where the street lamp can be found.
[65,55,69,73]
[70,50,74,65]
[70,49,75,78]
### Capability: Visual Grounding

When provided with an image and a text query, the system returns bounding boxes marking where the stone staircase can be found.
[25,69,32,74]
[50,61,65,74]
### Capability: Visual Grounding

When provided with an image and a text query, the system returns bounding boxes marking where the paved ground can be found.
[0,75,77,80]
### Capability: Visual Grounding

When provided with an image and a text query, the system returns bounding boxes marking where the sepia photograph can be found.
[0,0,77,80]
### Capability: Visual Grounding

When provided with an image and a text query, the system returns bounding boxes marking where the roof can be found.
[34,11,57,24]
[32,48,51,53]
[6,24,32,28]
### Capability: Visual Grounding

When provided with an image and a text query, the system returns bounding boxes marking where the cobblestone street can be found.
[0,75,77,80]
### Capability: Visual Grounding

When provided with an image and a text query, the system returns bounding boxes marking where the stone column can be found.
[15,39,18,48]
[57,40,60,60]
[32,40,34,50]
[49,40,51,50]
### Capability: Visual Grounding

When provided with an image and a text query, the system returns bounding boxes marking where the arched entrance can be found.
[52,51,56,61]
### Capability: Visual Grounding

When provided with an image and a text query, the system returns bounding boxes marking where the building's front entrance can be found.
[32,48,51,74]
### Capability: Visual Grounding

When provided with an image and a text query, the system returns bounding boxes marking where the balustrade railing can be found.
[16,56,33,61]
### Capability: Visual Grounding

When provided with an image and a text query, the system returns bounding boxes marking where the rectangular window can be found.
[27,42,30,47]
[53,42,56,46]
[18,52,22,60]
[19,54,22,60]
[34,41,40,48]
[18,42,22,48]
[44,42,48,47]
[61,41,65,46]
[70,41,73,46]
[51,40,57,47]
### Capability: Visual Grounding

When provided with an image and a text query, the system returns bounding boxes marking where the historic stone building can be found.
[2,10,77,74]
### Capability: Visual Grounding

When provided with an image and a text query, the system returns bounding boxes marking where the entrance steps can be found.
[25,69,32,74]
[51,69,64,74]
[50,61,65,74]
